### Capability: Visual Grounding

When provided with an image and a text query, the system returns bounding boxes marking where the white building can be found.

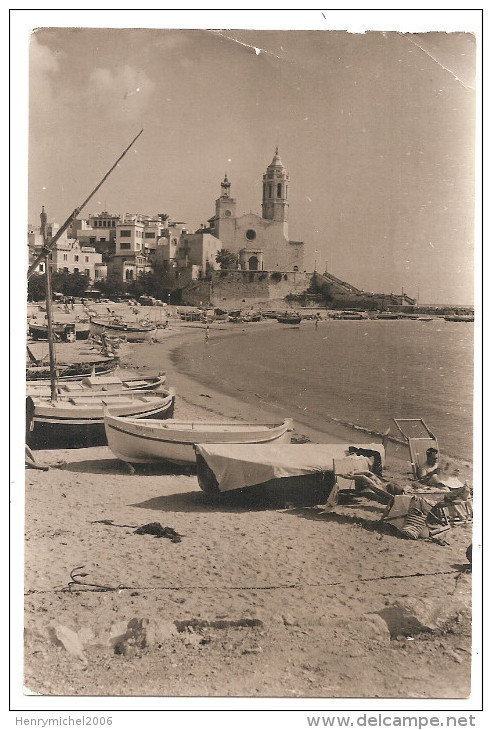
[204,149,304,272]
[28,221,102,280]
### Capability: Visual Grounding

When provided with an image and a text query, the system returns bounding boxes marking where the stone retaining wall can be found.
[182,270,312,309]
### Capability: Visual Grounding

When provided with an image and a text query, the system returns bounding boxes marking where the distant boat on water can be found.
[375,312,400,320]
[333,311,367,320]
[444,314,474,322]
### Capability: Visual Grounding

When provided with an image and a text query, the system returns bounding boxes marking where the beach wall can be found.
[181,269,417,311]
[181,270,312,308]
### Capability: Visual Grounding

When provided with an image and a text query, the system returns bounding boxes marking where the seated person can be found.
[417,447,444,486]
[416,448,472,514]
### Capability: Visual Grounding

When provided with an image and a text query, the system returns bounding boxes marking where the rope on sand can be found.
[24,567,469,596]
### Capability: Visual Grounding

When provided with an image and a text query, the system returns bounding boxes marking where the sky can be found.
[21,11,479,305]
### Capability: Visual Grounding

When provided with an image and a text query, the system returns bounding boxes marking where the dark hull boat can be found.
[444,315,474,322]
[29,322,90,341]
[26,357,119,382]
[277,313,302,325]
[26,389,175,449]
[90,316,156,342]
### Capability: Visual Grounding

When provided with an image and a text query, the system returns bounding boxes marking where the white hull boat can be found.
[104,415,294,465]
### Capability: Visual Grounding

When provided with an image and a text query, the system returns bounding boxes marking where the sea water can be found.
[173,319,474,461]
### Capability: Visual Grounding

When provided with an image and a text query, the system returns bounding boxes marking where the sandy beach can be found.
[21,313,474,700]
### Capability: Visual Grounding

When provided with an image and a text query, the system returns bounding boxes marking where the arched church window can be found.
[268,184,272,198]
[277,183,282,197]
[246,229,256,241]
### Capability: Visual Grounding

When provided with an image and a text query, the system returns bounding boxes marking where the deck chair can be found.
[382,494,450,538]
[323,455,383,511]
[323,457,357,511]
[393,418,439,479]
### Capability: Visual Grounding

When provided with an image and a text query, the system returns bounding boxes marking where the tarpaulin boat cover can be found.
[195,443,385,493]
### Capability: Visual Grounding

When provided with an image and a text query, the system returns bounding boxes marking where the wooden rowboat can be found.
[29,322,90,341]
[26,372,166,398]
[277,313,302,325]
[195,442,386,495]
[104,415,294,465]
[26,389,175,449]
[26,357,119,381]
[90,316,157,342]
[375,312,400,320]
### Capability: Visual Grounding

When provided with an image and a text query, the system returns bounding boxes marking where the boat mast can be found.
[27,128,143,279]
[40,206,58,402]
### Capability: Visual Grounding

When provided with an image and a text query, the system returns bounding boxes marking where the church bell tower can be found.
[214,173,236,246]
[262,147,289,225]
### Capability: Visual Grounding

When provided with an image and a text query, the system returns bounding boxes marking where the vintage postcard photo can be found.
[11,7,482,719]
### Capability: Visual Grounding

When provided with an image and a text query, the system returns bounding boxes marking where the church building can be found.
[206,148,304,272]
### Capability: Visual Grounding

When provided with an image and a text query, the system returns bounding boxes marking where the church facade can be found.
[206,149,304,272]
